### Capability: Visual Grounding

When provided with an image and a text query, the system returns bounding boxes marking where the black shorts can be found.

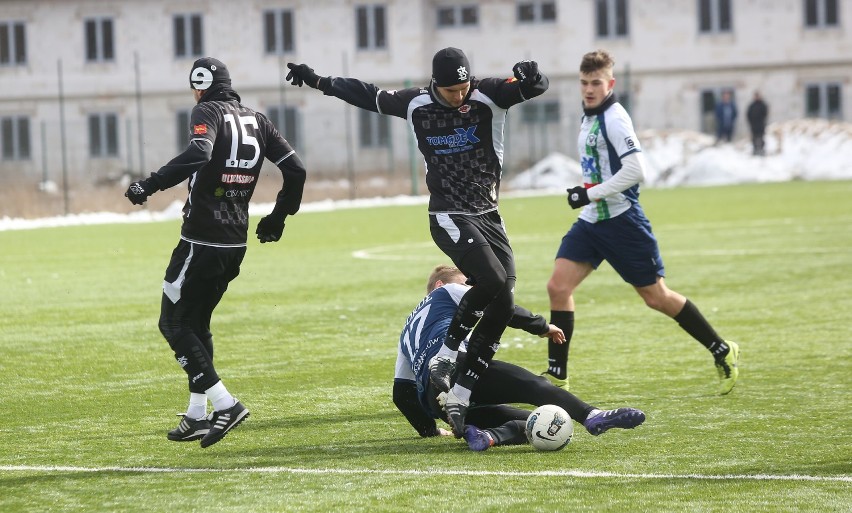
[162,239,246,306]
[429,210,515,278]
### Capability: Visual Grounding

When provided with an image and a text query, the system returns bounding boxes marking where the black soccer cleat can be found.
[167,413,211,442]
[444,390,469,438]
[428,355,456,393]
[199,400,250,448]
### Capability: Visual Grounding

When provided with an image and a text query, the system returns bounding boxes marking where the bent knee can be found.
[475,267,509,298]
[158,318,190,345]
[547,277,573,301]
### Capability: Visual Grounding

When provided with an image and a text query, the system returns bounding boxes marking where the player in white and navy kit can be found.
[125,57,307,446]
[546,50,739,395]
[393,265,645,451]
[286,49,551,436]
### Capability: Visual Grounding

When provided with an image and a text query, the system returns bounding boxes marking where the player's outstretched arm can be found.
[125,115,216,206]
[285,62,388,114]
[508,304,552,337]
[285,63,324,89]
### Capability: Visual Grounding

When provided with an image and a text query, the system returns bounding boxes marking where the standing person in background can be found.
[544,50,740,396]
[747,91,769,156]
[715,90,738,143]
[125,57,307,447]
[284,48,549,437]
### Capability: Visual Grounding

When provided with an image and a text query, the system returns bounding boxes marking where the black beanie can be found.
[189,57,231,90]
[432,47,471,87]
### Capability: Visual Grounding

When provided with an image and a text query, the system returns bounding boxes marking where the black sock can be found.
[673,299,728,359]
[547,311,573,379]
[487,420,528,446]
[444,288,490,351]
[455,329,501,390]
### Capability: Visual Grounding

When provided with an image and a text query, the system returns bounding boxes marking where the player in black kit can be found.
[285,48,548,437]
[125,57,306,447]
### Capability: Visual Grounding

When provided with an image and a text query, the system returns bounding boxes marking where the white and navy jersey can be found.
[395,283,468,410]
[320,75,548,215]
[149,99,298,246]
[577,96,642,223]
[394,282,548,415]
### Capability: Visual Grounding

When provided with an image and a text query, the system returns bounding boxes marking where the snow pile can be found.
[509,119,852,190]
[2,119,850,232]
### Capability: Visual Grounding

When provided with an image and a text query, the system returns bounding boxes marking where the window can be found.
[805,0,839,27]
[358,110,389,148]
[88,113,119,157]
[264,10,294,54]
[174,14,203,58]
[176,110,191,152]
[517,1,557,23]
[437,5,479,27]
[699,0,732,33]
[0,116,30,160]
[267,106,300,149]
[85,17,114,62]
[806,83,843,119]
[521,101,560,124]
[0,21,26,65]
[596,0,629,37]
[356,5,387,50]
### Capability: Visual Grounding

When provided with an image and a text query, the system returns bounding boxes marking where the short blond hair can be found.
[426,265,464,293]
[580,49,615,76]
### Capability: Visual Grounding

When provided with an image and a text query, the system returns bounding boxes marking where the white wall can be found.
[0,0,849,183]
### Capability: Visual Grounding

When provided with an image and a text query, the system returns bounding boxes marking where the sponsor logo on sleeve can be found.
[193,124,208,135]
[625,136,635,149]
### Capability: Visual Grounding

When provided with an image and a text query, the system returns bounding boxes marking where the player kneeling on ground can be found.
[393,265,645,451]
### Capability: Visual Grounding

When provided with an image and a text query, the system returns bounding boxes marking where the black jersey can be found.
[319,75,548,214]
[149,99,299,246]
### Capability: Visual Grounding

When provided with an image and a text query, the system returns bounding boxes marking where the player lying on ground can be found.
[393,265,646,451]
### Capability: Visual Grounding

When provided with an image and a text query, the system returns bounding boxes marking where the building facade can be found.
[0,0,849,186]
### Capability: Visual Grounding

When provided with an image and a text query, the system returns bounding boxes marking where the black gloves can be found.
[125,179,155,205]
[512,60,541,86]
[256,213,286,243]
[285,63,321,88]
[567,186,590,209]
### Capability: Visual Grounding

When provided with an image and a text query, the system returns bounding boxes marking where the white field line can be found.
[1,465,849,482]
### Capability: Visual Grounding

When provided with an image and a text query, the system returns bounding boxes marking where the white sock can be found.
[186,393,207,420]
[585,408,602,422]
[436,345,458,360]
[450,384,472,404]
[205,381,236,412]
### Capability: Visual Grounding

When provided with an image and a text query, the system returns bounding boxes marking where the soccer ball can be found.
[525,404,573,451]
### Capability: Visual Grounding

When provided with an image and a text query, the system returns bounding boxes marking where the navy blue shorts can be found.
[555,205,664,287]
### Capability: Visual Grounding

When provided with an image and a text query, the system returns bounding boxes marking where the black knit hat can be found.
[432,47,471,87]
[189,57,231,90]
